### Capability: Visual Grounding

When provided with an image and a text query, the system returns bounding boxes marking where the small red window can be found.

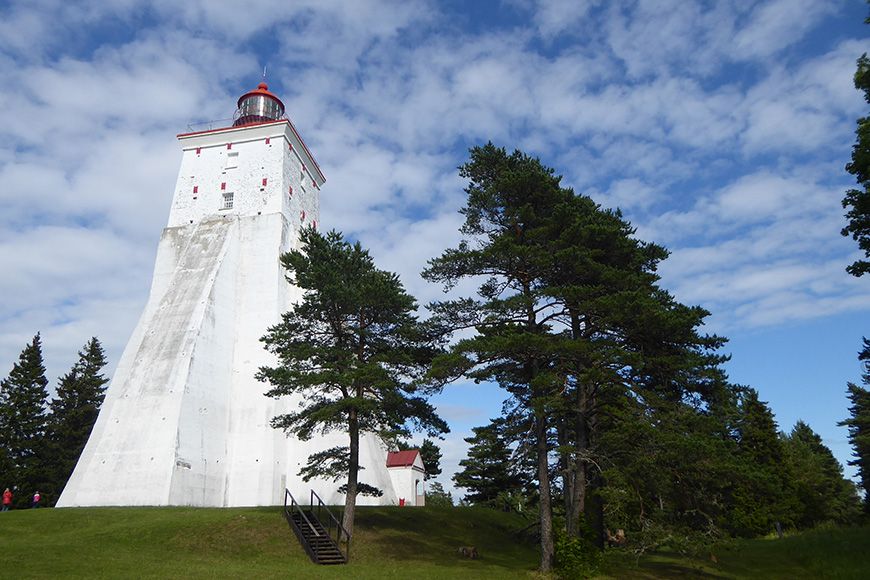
[221,182,226,191]
[227,143,232,150]
[300,210,306,221]
[193,185,198,194]
[312,220,317,230]
[262,178,268,186]
[288,185,293,196]
[195,147,201,155]
[265,137,271,145]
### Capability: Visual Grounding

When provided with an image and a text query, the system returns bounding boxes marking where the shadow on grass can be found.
[352,506,538,573]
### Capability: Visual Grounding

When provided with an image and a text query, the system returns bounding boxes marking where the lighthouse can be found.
[58,83,399,507]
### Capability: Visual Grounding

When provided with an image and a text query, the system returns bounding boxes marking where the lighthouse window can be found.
[225,152,239,169]
[222,192,234,210]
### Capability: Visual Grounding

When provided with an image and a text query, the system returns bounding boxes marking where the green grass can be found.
[601,526,870,579]
[1,506,868,579]
[0,505,539,579]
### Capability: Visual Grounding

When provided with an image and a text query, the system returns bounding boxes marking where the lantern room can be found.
[233,82,285,127]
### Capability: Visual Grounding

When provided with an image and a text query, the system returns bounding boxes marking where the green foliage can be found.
[397,438,443,480]
[259,228,447,535]
[726,389,795,537]
[782,420,861,526]
[842,50,870,276]
[419,439,442,480]
[43,337,108,506]
[453,417,529,508]
[297,446,352,482]
[554,528,602,579]
[425,481,454,507]
[425,143,733,567]
[840,337,870,514]
[597,396,735,552]
[0,334,49,508]
[424,143,580,569]
[338,483,384,497]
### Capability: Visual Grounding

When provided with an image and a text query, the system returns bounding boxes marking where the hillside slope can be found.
[0,505,538,579]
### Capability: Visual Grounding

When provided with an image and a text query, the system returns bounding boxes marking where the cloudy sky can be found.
[1,0,868,495]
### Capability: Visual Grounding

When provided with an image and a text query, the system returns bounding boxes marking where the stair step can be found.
[284,491,347,565]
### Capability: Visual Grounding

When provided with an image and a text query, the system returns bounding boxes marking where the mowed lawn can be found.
[0,505,539,579]
[1,505,868,579]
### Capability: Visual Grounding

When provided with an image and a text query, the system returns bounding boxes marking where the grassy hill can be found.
[0,505,538,579]
[1,505,868,578]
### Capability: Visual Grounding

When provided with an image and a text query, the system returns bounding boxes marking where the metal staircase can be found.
[283,489,350,565]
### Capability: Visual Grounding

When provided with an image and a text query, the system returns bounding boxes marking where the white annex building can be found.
[58,83,406,508]
[386,450,427,507]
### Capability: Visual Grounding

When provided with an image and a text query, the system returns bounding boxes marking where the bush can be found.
[554,530,602,579]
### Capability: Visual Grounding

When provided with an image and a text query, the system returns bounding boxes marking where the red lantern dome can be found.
[233,82,285,127]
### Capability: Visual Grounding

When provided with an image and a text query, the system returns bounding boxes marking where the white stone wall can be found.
[387,455,426,507]
[58,120,397,508]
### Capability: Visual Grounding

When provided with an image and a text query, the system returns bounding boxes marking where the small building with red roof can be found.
[386,449,426,506]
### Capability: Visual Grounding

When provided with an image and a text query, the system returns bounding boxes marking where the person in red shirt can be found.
[31,491,40,509]
[2,488,12,511]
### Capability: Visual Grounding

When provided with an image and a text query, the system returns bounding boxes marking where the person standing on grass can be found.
[2,488,12,511]
[31,491,40,509]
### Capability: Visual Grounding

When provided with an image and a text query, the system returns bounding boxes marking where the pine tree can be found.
[839,338,870,513]
[424,144,727,563]
[842,9,870,276]
[424,144,573,570]
[258,228,448,539]
[44,337,109,505]
[0,334,50,507]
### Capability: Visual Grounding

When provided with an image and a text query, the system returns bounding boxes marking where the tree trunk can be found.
[522,281,555,572]
[342,408,360,542]
[565,311,591,538]
[566,406,588,537]
[585,469,605,549]
[536,411,555,572]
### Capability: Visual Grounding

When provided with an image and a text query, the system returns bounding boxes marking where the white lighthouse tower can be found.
[58,83,399,507]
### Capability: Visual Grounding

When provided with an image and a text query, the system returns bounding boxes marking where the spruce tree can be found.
[840,338,870,513]
[44,337,109,505]
[258,228,448,539]
[425,481,453,507]
[453,418,528,506]
[783,420,861,526]
[0,334,50,507]
[728,388,794,536]
[398,439,443,480]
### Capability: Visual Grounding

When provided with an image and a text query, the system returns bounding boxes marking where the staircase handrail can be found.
[310,489,351,558]
[284,488,322,562]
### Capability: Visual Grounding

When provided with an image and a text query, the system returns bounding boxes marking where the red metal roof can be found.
[386,450,420,468]
[237,82,285,110]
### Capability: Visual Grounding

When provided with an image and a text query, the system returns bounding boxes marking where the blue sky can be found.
[0,0,868,497]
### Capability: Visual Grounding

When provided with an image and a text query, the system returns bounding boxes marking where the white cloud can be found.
[732,0,838,61]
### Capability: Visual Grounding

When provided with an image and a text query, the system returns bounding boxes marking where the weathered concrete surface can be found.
[58,121,398,507]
